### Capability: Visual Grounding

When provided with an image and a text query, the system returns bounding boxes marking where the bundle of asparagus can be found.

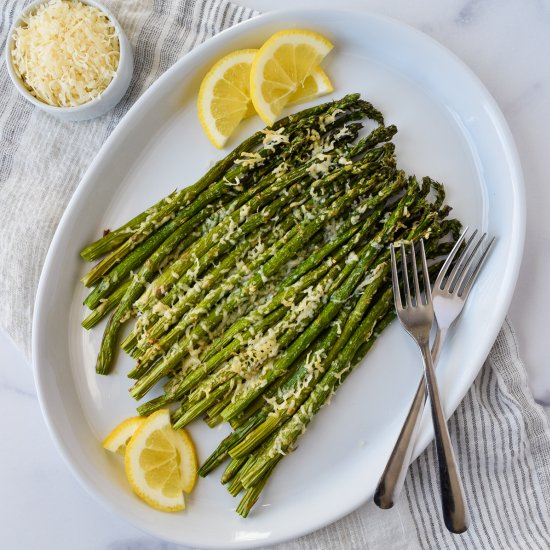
[80,93,460,516]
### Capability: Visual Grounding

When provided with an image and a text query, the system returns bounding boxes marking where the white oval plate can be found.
[33,8,524,549]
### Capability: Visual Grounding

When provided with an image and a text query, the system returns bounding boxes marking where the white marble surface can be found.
[2,0,550,548]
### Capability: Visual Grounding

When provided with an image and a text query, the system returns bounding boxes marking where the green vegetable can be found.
[79,94,461,515]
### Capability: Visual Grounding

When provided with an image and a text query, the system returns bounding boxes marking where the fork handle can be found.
[374,328,446,509]
[419,339,469,534]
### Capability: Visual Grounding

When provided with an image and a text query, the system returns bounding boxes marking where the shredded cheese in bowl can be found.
[10,0,120,108]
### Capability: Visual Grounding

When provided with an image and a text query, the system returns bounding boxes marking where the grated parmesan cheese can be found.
[239,204,251,223]
[291,284,326,325]
[356,202,369,215]
[371,239,382,250]
[261,127,289,151]
[354,263,386,295]
[258,268,269,284]
[333,125,352,140]
[11,0,120,107]
[223,176,241,187]
[319,108,344,131]
[234,151,264,168]
[272,161,289,179]
[151,301,169,315]
[345,251,359,264]
[307,159,332,179]
[230,331,279,378]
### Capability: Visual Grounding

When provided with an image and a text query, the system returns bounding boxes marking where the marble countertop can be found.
[2,0,550,548]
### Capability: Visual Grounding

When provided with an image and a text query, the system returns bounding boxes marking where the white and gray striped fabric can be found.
[1,1,549,548]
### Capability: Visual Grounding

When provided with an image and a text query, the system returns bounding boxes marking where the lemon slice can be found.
[250,29,333,126]
[102,416,143,456]
[124,409,196,512]
[198,49,257,148]
[287,66,333,107]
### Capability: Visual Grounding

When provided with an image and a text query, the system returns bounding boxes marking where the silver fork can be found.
[384,239,469,534]
[374,229,494,518]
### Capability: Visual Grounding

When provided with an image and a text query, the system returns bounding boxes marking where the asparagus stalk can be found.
[223,457,249,487]
[79,191,179,261]
[82,280,131,329]
[236,460,279,517]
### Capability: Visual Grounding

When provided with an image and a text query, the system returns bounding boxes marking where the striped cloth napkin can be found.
[1,0,549,548]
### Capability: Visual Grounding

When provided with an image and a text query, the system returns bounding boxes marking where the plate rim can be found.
[32,7,525,548]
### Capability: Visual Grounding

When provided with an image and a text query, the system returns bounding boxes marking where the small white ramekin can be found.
[5,0,133,121]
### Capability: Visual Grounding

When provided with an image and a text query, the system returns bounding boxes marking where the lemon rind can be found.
[174,428,199,494]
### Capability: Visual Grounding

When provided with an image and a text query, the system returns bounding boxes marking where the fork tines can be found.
[390,240,432,309]
[434,227,495,298]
